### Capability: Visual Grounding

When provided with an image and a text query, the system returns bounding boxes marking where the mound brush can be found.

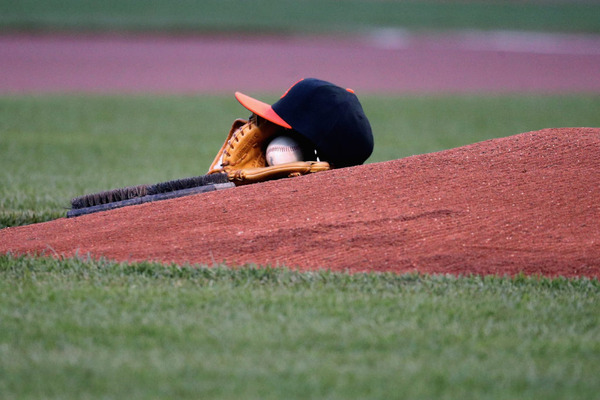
[68,173,233,217]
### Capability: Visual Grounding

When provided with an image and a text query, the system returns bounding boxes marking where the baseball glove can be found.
[208,115,330,185]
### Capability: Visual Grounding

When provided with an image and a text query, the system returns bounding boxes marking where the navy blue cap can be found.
[235,78,374,167]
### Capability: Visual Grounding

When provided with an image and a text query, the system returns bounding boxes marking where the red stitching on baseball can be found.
[268,145,301,153]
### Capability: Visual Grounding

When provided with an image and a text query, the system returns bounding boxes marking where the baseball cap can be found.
[235,78,374,167]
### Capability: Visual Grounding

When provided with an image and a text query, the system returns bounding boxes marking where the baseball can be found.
[266,135,304,166]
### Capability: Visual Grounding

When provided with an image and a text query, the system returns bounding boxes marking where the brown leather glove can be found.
[208,115,330,185]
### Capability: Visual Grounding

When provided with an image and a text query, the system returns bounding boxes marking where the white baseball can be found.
[266,135,304,166]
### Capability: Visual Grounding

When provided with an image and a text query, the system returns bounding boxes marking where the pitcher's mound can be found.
[1,128,598,278]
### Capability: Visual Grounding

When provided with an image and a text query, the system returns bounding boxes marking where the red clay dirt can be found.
[1,128,598,278]
[2,33,600,94]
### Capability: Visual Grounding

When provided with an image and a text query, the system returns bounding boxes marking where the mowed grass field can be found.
[1,255,599,399]
[2,0,600,33]
[2,1,600,398]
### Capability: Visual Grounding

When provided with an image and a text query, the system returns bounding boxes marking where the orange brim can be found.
[235,92,292,129]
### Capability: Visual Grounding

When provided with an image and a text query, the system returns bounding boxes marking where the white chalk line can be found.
[367,28,600,55]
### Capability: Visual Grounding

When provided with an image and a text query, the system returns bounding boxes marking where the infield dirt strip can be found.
[1,32,600,93]
[1,33,600,277]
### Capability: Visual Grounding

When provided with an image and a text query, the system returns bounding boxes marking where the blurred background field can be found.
[2,0,600,34]
[1,0,599,227]
[1,0,598,223]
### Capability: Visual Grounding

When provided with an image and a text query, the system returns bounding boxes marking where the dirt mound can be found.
[1,128,599,278]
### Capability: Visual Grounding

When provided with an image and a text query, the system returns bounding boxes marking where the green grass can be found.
[2,0,600,34]
[0,95,232,227]
[2,94,600,228]
[1,254,599,400]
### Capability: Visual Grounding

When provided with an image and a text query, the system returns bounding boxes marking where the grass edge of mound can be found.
[3,253,599,285]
